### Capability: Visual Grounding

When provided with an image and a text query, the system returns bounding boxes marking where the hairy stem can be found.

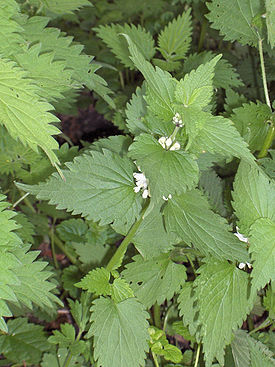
[258,37,271,108]
[194,343,201,367]
[106,201,149,271]
[50,222,59,269]
[153,303,162,329]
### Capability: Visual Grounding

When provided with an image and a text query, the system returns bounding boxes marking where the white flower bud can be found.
[166,137,173,148]
[170,141,181,151]
[142,189,149,199]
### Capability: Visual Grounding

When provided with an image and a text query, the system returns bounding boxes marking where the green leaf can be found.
[230,102,271,151]
[231,330,275,367]
[111,278,135,303]
[182,51,243,90]
[149,327,183,363]
[206,0,264,46]
[49,323,86,356]
[39,0,92,15]
[61,265,82,298]
[232,161,275,236]
[0,58,60,165]
[177,282,198,337]
[129,134,199,202]
[17,149,142,226]
[122,254,186,308]
[126,85,148,135]
[264,284,275,318]
[42,347,84,367]
[259,150,275,179]
[76,267,111,296]
[125,35,176,121]
[164,189,250,262]
[266,0,275,48]
[158,9,192,61]
[188,113,255,164]
[175,54,221,108]
[89,297,149,367]
[56,219,88,243]
[68,292,91,332]
[194,260,253,367]
[95,23,155,69]
[249,218,275,292]
[0,318,50,364]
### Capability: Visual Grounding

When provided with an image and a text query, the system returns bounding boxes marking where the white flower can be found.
[158,136,181,151]
[163,194,172,201]
[133,172,150,199]
[234,227,248,243]
[238,262,252,270]
[172,112,184,127]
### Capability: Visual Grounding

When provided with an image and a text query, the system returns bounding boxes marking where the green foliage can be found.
[32,0,92,15]
[89,297,149,367]
[266,0,275,48]
[206,0,265,46]
[122,254,186,308]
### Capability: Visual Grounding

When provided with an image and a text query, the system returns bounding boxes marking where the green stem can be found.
[50,222,59,269]
[258,36,271,108]
[12,192,32,211]
[194,343,201,367]
[106,201,149,271]
[63,329,82,367]
[54,235,78,264]
[119,71,125,90]
[152,352,160,367]
[170,125,180,142]
[186,253,197,277]
[249,318,273,335]
[198,18,207,52]
[162,304,174,332]
[153,303,162,329]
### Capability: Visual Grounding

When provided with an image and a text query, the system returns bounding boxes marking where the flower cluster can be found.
[158,136,180,151]
[172,112,183,127]
[133,172,149,199]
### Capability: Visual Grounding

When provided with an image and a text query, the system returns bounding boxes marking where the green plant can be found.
[0,0,275,366]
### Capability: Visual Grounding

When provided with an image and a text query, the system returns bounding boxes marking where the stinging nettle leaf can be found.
[249,218,275,292]
[206,0,264,46]
[76,267,111,296]
[17,149,142,226]
[194,259,254,367]
[232,161,275,236]
[89,297,149,367]
[175,54,222,109]
[0,58,60,165]
[122,254,186,308]
[164,189,250,262]
[266,0,275,48]
[129,134,199,202]
[158,9,192,61]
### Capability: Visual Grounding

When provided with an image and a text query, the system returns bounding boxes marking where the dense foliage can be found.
[0,0,275,366]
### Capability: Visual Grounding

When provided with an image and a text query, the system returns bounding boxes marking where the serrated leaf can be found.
[56,219,88,243]
[129,134,199,202]
[68,292,91,332]
[0,318,50,364]
[266,0,275,48]
[39,0,92,15]
[249,218,275,292]
[0,58,60,165]
[175,54,221,108]
[164,189,250,262]
[177,282,198,337]
[42,347,84,367]
[194,260,253,367]
[61,265,82,298]
[206,0,264,46]
[111,278,135,303]
[89,297,149,367]
[125,35,176,121]
[122,254,186,308]
[158,9,192,61]
[188,114,255,165]
[76,267,111,296]
[230,102,271,151]
[232,161,275,235]
[49,323,86,356]
[95,23,155,69]
[259,150,275,179]
[182,52,243,90]
[126,85,148,135]
[17,149,142,226]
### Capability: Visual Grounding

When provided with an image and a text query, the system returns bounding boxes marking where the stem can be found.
[54,235,78,264]
[106,201,149,271]
[170,125,180,142]
[198,18,207,52]
[186,253,197,277]
[153,303,162,329]
[249,318,273,335]
[162,304,174,332]
[63,329,82,367]
[50,222,59,269]
[12,192,32,211]
[194,344,201,367]
[119,71,125,90]
[258,37,271,108]
[152,352,160,367]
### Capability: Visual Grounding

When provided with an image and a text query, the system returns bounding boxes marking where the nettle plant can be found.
[0,0,275,366]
